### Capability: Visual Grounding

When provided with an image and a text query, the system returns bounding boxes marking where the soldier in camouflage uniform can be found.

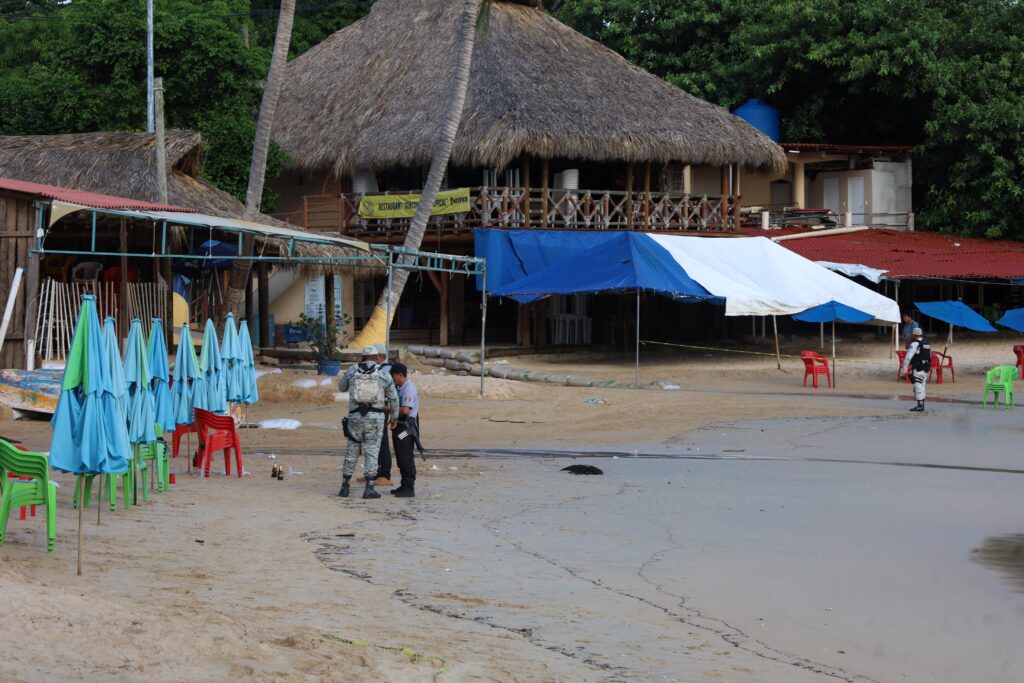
[337,346,399,499]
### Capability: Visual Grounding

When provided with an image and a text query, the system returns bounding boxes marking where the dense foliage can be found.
[2,1,1022,238]
[557,0,1024,239]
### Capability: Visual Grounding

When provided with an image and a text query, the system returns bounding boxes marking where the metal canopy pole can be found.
[635,289,641,387]
[385,247,393,357]
[832,320,836,388]
[480,267,487,396]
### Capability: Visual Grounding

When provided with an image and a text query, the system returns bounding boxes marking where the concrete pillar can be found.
[792,160,806,209]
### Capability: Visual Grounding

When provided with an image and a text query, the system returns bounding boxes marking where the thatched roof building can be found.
[276,0,787,177]
[0,130,372,273]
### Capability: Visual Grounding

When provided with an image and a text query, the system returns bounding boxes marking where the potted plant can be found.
[297,312,351,376]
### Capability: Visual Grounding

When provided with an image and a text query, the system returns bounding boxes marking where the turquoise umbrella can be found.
[102,317,128,419]
[49,295,132,574]
[221,312,244,403]
[148,319,175,433]
[123,319,156,445]
[238,320,259,405]
[199,319,227,413]
[171,323,200,426]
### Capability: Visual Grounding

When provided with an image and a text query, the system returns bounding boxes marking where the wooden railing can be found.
[276,187,737,237]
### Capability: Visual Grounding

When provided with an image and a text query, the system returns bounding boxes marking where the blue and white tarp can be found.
[481,230,900,323]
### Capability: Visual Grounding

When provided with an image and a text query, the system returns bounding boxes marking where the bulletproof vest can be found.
[352,362,385,405]
[911,340,932,372]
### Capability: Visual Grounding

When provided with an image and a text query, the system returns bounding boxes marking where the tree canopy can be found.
[1,0,1021,238]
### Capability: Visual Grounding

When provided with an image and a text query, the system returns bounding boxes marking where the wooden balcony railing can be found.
[277,187,738,237]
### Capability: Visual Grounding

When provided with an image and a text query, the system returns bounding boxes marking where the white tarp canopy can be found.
[815,261,888,284]
[649,235,900,322]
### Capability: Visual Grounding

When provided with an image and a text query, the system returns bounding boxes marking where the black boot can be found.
[338,475,351,497]
[362,480,381,499]
[909,400,925,412]
[392,485,415,498]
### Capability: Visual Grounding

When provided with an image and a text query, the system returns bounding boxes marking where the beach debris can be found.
[254,368,282,379]
[430,465,440,471]
[258,418,301,430]
[583,397,606,405]
[195,539,205,544]
[291,378,319,389]
[448,467,458,471]
[662,384,681,390]
[561,465,604,475]
[272,463,281,478]
[319,378,334,386]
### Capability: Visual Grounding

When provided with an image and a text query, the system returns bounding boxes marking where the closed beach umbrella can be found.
[238,320,259,405]
[148,318,175,433]
[102,317,128,419]
[199,318,227,413]
[49,294,132,575]
[171,323,200,426]
[123,319,157,446]
[221,312,244,403]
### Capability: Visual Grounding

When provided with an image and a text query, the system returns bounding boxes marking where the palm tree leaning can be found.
[348,0,484,349]
[222,0,297,324]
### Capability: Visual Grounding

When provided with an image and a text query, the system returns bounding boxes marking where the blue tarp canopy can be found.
[489,232,716,302]
[476,229,621,292]
[996,308,1024,333]
[793,300,873,324]
[915,301,996,333]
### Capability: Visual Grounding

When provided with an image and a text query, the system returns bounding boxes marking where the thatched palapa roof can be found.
[0,131,374,274]
[276,0,787,177]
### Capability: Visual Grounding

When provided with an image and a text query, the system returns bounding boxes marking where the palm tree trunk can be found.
[222,0,296,323]
[349,0,483,349]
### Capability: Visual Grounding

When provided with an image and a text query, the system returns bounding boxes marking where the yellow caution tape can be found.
[640,340,896,366]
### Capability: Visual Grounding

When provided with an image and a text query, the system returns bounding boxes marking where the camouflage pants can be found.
[342,413,385,479]
[911,370,928,401]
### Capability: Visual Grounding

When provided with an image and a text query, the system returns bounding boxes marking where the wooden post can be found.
[642,161,652,229]
[625,163,634,228]
[324,273,335,331]
[426,271,449,347]
[540,159,549,229]
[119,218,128,344]
[720,166,730,229]
[154,77,168,205]
[520,156,531,228]
[682,164,692,194]
[23,246,40,370]
[731,164,742,230]
[244,270,254,324]
[257,263,270,349]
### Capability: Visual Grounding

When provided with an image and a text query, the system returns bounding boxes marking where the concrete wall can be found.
[268,272,356,340]
[870,160,913,225]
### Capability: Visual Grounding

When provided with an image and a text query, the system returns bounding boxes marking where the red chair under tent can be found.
[930,351,955,384]
[801,351,832,388]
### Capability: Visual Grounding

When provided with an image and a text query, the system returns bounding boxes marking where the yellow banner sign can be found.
[358,188,471,219]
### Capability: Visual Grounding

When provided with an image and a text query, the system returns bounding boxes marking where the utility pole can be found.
[146,0,154,132]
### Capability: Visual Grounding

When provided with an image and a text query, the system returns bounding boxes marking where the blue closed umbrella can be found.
[123,319,156,445]
[221,312,244,403]
[238,320,259,405]
[148,319,175,434]
[102,317,128,419]
[793,300,873,388]
[199,319,227,414]
[996,308,1024,333]
[171,323,200,427]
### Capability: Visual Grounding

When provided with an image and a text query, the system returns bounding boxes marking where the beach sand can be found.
[0,335,1021,681]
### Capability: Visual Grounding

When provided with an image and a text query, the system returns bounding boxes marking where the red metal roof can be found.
[781,142,914,154]
[776,228,1024,280]
[0,177,192,212]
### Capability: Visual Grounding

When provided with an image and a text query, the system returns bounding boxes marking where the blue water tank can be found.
[734,98,781,142]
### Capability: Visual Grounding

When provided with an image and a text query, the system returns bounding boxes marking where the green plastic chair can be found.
[0,439,57,553]
[73,461,136,512]
[136,425,169,495]
[982,365,1018,409]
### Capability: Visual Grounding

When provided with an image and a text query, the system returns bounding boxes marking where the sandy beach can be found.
[1,335,1022,682]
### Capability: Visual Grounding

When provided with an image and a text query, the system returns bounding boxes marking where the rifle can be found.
[403,416,426,461]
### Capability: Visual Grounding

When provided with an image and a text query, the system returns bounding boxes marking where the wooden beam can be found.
[731,164,742,230]
[520,156,531,228]
[540,159,549,229]
[118,217,128,343]
[720,166,730,229]
[23,244,39,369]
[257,263,270,348]
[625,163,634,228]
[642,161,652,229]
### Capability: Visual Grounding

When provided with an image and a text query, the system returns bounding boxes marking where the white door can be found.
[847,176,865,225]
[823,177,840,218]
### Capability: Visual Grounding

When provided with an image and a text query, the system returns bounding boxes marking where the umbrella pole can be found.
[635,289,640,387]
[77,476,84,576]
[772,315,781,370]
[96,476,102,526]
[820,322,824,350]
[187,429,192,474]
[832,320,836,389]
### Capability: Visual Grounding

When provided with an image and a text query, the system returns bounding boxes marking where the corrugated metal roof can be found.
[776,228,1024,280]
[0,177,192,212]
[781,143,915,154]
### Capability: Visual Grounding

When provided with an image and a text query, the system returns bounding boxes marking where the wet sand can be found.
[0,344,1022,681]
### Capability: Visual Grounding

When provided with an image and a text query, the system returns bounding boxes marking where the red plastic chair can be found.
[194,409,243,478]
[930,351,954,384]
[1013,345,1024,374]
[171,422,198,458]
[801,351,832,388]
[895,350,912,382]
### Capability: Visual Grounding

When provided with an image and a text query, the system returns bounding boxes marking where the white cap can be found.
[373,342,387,355]
[361,346,377,356]
[911,327,923,336]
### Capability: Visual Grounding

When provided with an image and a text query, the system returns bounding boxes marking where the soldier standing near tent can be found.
[900,326,931,412]
[338,346,399,499]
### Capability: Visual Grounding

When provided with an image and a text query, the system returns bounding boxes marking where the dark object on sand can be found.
[562,465,604,475]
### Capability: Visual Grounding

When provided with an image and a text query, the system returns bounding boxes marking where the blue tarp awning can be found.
[489,232,716,302]
[793,300,873,324]
[996,308,1024,333]
[915,301,996,333]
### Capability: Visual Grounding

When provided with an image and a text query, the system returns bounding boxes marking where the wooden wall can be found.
[0,192,38,369]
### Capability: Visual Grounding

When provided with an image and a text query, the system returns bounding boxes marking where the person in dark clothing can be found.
[389,363,420,498]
